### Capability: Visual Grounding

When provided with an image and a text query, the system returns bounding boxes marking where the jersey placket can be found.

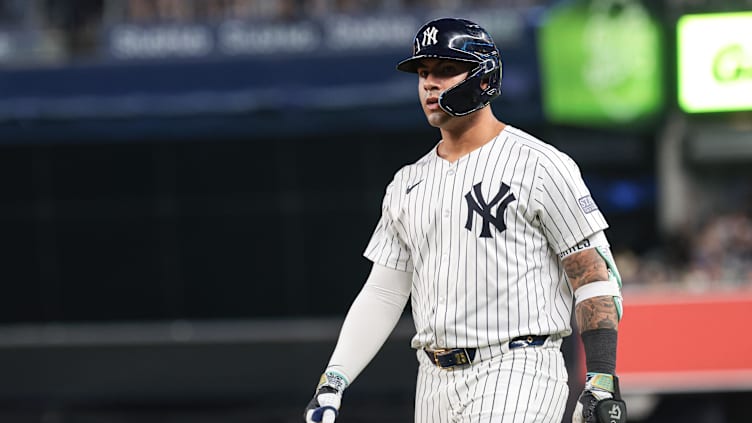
[433,159,459,347]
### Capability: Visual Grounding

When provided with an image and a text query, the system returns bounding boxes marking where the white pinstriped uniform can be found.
[364,126,609,422]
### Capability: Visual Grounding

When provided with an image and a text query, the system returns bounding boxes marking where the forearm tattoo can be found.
[562,248,619,333]
[575,296,618,332]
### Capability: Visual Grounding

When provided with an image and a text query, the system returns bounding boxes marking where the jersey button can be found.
[438,296,445,303]
[447,169,455,176]
[443,210,450,218]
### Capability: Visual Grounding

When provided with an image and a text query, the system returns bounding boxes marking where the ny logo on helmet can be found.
[421,26,438,47]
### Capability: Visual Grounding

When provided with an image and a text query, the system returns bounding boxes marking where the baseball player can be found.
[304,18,626,423]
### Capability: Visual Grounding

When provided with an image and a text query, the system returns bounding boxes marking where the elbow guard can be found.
[595,245,623,321]
[570,232,624,321]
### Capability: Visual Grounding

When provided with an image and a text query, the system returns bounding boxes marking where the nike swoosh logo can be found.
[406,180,423,194]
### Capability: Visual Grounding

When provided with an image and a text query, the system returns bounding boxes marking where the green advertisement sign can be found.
[538,0,664,126]
[678,12,752,113]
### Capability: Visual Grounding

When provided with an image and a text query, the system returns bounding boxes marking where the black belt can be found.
[425,335,549,369]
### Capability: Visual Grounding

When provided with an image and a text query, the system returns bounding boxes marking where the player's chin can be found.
[424,110,450,127]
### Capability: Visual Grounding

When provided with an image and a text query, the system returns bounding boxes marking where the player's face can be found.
[416,59,475,127]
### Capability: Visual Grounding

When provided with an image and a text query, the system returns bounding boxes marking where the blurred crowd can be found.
[1,0,751,55]
[0,0,548,59]
[618,210,752,292]
[0,0,547,27]
[120,0,545,22]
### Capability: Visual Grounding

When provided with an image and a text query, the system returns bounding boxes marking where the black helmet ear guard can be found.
[397,18,502,116]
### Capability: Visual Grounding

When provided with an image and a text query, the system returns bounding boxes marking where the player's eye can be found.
[418,69,429,78]
[442,65,456,74]
[439,64,463,77]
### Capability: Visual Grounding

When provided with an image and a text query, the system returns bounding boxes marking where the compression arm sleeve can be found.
[325,263,412,384]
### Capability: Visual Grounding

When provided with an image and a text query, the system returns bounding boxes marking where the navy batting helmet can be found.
[397,18,502,116]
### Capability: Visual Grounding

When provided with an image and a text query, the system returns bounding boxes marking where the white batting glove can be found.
[304,371,349,423]
[573,373,627,423]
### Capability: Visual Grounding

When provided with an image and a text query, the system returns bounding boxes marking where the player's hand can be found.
[304,371,348,423]
[573,373,627,423]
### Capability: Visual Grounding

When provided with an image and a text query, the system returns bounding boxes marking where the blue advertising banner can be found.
[102,11,524,61]
[0,9,543,143]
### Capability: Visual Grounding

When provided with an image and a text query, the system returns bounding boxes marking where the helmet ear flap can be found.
[479,58,496,73]
[438,55,502,116]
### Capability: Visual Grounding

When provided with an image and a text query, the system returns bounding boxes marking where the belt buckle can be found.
[433,348,470,370]
[432,349,449,369]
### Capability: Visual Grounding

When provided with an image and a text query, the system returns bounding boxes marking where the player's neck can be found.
[437,110,505,163]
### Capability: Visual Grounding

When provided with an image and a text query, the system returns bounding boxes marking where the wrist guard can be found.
[304,371,349,423]
[573,373,627,423]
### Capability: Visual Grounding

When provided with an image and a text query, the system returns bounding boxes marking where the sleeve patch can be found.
[578,195,599,214]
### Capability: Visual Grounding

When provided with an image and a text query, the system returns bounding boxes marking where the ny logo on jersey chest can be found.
[464,181,516,238]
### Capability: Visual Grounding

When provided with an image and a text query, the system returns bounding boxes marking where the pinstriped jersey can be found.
[364,126,608,351]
